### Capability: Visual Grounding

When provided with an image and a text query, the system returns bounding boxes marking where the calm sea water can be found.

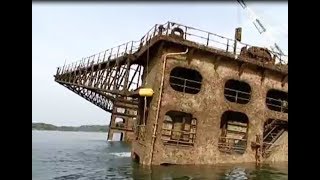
[32,130,288,180]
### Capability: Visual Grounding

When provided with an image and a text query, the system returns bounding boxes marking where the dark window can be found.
[161,111,197,146]
[115,117,125,128]
[266,89,288,113]
[169,67,202,94]
[224,79,251,104]
[218,111,249,154]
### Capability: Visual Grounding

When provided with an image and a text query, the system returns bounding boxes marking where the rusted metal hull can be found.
[54,22,287,164]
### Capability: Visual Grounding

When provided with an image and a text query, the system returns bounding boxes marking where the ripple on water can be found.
[33,131,287,180]
[53,173,85,180]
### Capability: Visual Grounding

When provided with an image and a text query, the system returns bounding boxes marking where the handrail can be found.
[57,21,288,75]
[218,136,247,153]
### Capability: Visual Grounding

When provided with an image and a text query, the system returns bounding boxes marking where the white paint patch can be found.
[109,152,131,157]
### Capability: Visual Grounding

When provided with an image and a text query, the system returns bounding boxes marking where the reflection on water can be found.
[32,131,287,180]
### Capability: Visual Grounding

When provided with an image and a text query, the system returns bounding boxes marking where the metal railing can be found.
[57,21,288,75]
[161,128,196,146]
[262,128,285,157]
[224,88,251,104]
[266,97,288,113]
[218,136,247,154]
[110,125,134,132]
[57,40,140,75]
[156,21,287,64]
[169,76,202,94]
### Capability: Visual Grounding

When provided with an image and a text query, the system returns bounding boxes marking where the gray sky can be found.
[32,2,288,126]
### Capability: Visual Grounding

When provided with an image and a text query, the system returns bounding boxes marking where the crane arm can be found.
[237,0,285,56]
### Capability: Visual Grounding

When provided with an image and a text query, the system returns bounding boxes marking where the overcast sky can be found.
[32,2,288,126]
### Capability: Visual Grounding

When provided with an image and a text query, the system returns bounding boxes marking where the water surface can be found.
[32,130,288,180]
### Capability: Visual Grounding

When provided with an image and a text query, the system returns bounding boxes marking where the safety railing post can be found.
[185,26,187,39]
[226,39,229,52]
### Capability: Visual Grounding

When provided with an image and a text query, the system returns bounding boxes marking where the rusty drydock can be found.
[54,22,288,165]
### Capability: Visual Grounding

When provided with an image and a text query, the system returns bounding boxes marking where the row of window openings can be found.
[169,67,288,113]
[161,110,288,155]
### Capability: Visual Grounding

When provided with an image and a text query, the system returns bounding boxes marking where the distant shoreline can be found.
[32,122,109,132]
[32,130,107,133]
